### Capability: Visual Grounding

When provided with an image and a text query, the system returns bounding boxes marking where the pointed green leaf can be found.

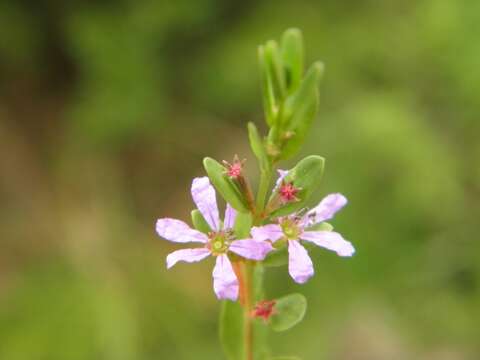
[248,122,270,171]
[281,28,304,93]
[258,45,277,127]
[270,155,325,217]
[203,157,249,213]
[191,209,211,233]
[265,40,287,101]
[233,212,253,239]
[266,125,281,157]
[220,300,245,360]
[280,62,324,160]
[270,293,307,332]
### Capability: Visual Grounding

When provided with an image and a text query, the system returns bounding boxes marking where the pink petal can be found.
[166,248,211,269]
[288,240,314,284]
[223,203,237,230]
[302,193,347,227]
[229,239,274,260]
[273,169,289,191]
[191,177,220,231]
[251,224,284,242]
[300,231,355,257]
[156,218,208,243]
[212,254,239,301]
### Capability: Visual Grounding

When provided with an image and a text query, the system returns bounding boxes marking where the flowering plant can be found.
[155,28,355,360]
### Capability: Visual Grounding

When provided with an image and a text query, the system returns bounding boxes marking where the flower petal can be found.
[303,193,347,226]
[166,248,211,269]
[212,254,239,301]
[229,239,274,260]
[223,203,237,230]
[300,231,355,257]
[273,169,289,191]
[191,177,220,231]
[251,224,284,242]
[288,240,314,284]
[156,218,208,243]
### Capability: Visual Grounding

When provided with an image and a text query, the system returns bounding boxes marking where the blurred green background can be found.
[1,1,479,359]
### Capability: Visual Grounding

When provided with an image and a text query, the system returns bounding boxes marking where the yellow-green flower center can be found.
[281,219,301,240]
[209,231,230,255]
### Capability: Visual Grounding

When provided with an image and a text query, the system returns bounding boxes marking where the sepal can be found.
[306,221,333,232]
[191,209,211,234]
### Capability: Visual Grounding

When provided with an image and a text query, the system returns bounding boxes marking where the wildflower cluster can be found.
[154,28,355,360]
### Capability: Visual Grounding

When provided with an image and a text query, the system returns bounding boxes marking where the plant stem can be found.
[243,164,275,360]
[243,261,253,360]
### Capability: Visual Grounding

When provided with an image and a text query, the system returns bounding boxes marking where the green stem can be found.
[243,261,253,360]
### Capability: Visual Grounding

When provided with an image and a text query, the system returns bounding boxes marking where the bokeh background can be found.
[1,1,479,359]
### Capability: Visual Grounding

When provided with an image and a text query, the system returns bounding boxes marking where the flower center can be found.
[281,219,301,240]
[208,231,230,255]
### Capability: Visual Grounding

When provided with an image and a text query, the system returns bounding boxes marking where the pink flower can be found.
[156,177,273,301]
[252,192,355,284]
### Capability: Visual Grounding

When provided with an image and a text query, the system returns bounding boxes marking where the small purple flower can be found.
[252,191,355,284]
[156,177,273,301]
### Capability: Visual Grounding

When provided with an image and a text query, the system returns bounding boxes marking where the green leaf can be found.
[248,122,270,171]
[280,62,324,160]
[233,212,252,239]
[270,155,325,217]
[203,157,249,213]
[266,125,281,157]
[270,357,302,360]
[219,300,245,360]
[281,28,304,93]
[270,293,307,332]
[191,209,211,233]
[258,45,277,127]
[265,40,287,101]
[263,246,288,267]
[306,221,333,232]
